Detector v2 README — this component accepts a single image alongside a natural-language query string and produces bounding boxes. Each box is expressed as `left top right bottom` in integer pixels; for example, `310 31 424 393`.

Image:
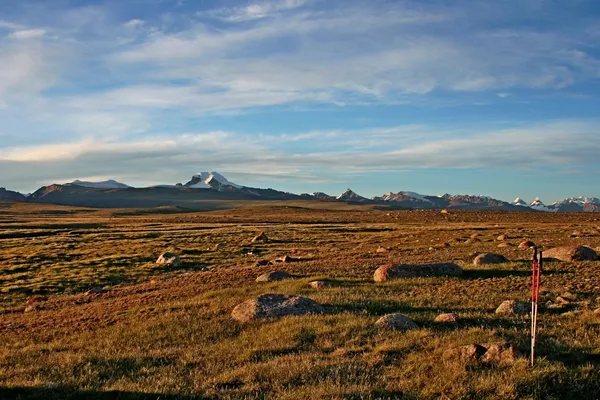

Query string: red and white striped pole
530 247 542 367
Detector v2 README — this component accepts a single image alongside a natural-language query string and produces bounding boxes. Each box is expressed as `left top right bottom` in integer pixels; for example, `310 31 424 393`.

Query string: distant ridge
4 171 600 212
69 179 130 189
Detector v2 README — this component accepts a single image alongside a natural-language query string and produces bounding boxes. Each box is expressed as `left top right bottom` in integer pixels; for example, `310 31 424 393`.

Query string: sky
1 0 600 203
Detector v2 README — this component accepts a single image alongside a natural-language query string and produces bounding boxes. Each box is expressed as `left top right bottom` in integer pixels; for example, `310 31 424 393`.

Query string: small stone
309 280 333 289
561 292 577 301
519 240 536 249
255 271 293 282
497 234 510 241
156 252 181 267
24 305 39 313
495 300 528 316
374 313 418 331
434 313 458 323
26 296 46 305
252 232 269 243
593 308 600 315
276 255 299 263
85 287 104 296
376 246 389 253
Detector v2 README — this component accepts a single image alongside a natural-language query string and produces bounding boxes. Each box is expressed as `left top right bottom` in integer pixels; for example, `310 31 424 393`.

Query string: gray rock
374 263 463 282
374 313 418 330
156 252 181 267
443 344 487 363
480 343 523 366
231 294 324 322
495 300 529 316
252 232 269 243
543 245 597 262
255 271 293 283
434 313 459 323
309 280 334 289
473 253 508 265
444 342 523 366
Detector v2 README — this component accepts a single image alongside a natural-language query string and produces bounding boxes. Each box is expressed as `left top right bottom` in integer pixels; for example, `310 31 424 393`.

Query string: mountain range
2 172 600 212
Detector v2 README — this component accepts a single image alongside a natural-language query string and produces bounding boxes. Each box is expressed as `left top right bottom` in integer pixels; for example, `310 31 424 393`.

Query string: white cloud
9 29 46 40
206 0 311 22
0 20 24 30
123 19 144 28
2 120 599 189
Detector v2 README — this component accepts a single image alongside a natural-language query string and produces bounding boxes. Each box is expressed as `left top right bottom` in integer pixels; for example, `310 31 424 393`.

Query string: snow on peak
512 197 528 206
399 191 432 203
186 172 240 189
69 179 130 189
530 197 545 206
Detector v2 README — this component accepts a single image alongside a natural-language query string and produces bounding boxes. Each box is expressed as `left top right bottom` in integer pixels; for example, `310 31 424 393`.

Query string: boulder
255 271 293 283
156 252 181 267
480 343 522 366
443 344 487 363
519 240 536 249
373 263 463 282
473 253 508 265
434 313 459 323
252 232 269 243
444 343 522 366
543 245 597 262
374 313 418 331
309 280 333 289
495 300 528 316
231 294 324 322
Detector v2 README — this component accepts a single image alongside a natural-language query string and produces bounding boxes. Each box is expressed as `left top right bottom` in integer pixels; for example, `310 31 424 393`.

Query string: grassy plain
1 200 600 399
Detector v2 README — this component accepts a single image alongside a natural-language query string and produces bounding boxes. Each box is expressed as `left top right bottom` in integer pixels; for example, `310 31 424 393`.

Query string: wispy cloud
204 0 311 22
2 120 599 189
1 0 600 197
9 29 46 39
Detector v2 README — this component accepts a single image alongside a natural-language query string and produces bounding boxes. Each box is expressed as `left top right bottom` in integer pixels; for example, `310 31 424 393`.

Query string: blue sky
1 0 600 202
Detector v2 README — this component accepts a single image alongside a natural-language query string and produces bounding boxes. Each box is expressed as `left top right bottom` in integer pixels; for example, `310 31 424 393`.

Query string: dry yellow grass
1 201 600 399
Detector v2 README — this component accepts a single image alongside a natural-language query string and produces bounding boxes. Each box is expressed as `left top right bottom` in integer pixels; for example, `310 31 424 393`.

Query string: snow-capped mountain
7 170 600 212
529 197 556 212
375 191 433 204
336 189 369 202
512 198 528 207
69 179 130 189
184 172 241 190
302 192 335 201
